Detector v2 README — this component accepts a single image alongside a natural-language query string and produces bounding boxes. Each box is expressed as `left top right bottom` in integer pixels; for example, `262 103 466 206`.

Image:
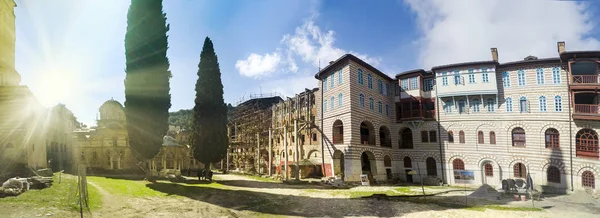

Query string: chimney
490 48 498 62
557 41 565 54
329 61 335 65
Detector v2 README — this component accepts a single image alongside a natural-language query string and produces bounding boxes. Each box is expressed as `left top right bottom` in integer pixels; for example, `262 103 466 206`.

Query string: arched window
367 74 373 89
338 93 343 107
377 101 382 114
330 96 335 110
472 99 481 112
357 69 364 85
513 163 526 178
384 156 392 167
369 98 374 110
486 98 495 112
519 96 528 113
448 131 454 143
332 120 344 144
547 166 561 183
403 157 412 168
506 97 513 112
484 163 493 176
323 100 327 112
453 159 465 170
477 131 484 144
400 128 413 149
545 128 560 149
360 121 375 145
459 131 465 144
359 94 365 108
576 129 599 158
489 131 496 144
554 96 563 112
426 157 437 176
512 127 526 147
582 171 595 189
379 126 391 147
539 96 547 112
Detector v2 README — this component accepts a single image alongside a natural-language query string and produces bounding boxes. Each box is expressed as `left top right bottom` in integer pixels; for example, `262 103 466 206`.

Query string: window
478 131 484 144
312 133 317 141
369 98 374 110
576 129 599 158
423 78 433 91
539 96 547 112
367 74 373 89
385 104 389 116
410 77 418 90
401 79 408 90
323 100 327 112
502 72 511 87
92 151 98 160
330 74 335 88
358 69 364 85
489 131 496 144
484 163 493 176
378 101 382 114
429 131 437 143
468 70 475 83
404 157 412 168
359 94 365 108
552 67 561 84
378 80 383 94
426 157 437 176
458 100 466 114
554 96 562 112
459 131 465 144
400 128 413 149
482 68 489 83
536 68 544 85
547 166 561 183
323 77 328 91
519 97 528 113
582 171 595 189
421 131 429 143
514 163 526 178
442 72 449 86
517 70 526 86
338 69 342 84
81 152 86 161
394 85 400 96
487 98 495 112
330 96 334 110
545 128 560 149
113 137 118 146
453 159 465 170
448 131 454 143
338 93 343 107
454 71 461 85
385 84 389 96
512 127 526 147
472 99 481 112
506 97 513 112
444 101 453 113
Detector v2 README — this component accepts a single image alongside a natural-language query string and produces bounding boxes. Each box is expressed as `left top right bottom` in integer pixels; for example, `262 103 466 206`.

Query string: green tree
124 0 171 180
191 37 228 171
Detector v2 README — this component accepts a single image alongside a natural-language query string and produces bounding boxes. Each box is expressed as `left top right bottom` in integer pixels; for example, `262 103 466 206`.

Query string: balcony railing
574 104 600 115
399 110 435 121
572 75 600 84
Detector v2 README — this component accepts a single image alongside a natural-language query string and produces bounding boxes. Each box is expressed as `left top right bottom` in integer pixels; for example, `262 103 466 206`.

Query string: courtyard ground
2 173 599 217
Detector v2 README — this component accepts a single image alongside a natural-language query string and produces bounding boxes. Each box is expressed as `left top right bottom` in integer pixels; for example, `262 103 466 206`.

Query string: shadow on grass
145 182 533 217
216 180 338 190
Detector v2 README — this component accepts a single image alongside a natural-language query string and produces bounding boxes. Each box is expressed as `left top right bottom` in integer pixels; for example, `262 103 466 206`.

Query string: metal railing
572 75 600 84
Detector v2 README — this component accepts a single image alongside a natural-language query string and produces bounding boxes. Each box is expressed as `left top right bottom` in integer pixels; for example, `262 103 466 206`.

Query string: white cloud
236 15 381 77
235 52 282 78
261 75 318 98
404 0 600 68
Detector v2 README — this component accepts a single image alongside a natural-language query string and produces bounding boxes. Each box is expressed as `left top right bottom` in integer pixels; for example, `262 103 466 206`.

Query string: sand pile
561 191 600 205
469 184 501 198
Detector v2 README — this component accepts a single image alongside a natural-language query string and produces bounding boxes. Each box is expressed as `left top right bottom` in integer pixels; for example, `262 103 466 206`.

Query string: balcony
573 104 600 120
572 75 600 85
398 110 435 121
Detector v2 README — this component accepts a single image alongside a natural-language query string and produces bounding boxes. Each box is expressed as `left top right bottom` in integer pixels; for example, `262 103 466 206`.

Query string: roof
237 96 283 110
395 69 425 78
100 98 124 108
499 57 560 68
559 51 600 61
314 54 393 81
431 61 498 71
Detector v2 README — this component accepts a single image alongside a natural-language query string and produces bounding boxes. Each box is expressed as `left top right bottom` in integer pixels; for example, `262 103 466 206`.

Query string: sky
13 0 600 126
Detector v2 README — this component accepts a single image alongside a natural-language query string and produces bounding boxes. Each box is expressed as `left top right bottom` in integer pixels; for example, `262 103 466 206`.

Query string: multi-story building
314 42 599 192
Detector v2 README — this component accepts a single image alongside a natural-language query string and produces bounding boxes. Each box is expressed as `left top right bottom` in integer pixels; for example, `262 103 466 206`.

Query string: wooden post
256 132 260 174
295 119 300 180
284 126 288 181
268 128 272 176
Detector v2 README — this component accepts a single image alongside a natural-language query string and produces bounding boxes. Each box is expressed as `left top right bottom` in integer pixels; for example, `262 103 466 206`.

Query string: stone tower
0 0 20 86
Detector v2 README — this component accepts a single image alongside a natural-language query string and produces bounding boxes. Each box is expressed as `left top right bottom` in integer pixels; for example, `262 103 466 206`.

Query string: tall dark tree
124 0 171 180
192 37 228 171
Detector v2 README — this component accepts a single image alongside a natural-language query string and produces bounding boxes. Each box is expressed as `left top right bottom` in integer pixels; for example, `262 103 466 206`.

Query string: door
405 169 413 183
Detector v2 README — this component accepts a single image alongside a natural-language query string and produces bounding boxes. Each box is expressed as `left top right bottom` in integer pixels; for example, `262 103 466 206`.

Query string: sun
34 65 81 107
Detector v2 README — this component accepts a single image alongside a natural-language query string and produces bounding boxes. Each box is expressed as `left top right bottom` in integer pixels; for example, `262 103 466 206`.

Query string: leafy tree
124 0 171 180
168 109 193 130
191 37 228 171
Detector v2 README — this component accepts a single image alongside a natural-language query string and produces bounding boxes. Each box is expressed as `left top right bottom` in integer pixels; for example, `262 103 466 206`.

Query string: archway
379 126 391 147
384 155 392 180
360 151 377 177
360 121 375 145
400 128 413 149
480 160 500 186
332 150 345 179
332 120 344 144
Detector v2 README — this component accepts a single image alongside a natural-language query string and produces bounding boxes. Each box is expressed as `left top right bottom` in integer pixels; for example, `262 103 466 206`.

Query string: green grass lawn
87 176 228 198
0 174 102 211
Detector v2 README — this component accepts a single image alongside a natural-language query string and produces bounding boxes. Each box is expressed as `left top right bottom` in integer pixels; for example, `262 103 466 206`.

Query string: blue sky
13 0 600 126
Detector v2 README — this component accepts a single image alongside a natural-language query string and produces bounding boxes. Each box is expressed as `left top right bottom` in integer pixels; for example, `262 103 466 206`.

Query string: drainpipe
434 76 446 184
320 79 326 177
565 61 574 192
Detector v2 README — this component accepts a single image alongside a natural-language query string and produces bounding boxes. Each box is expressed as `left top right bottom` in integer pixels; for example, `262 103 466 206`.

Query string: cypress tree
192 37 228 171
124 0 171 180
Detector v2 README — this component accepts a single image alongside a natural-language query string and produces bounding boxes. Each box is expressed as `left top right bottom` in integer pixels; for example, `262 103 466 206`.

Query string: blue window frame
442 72 448 86
323 100 327 112
410 77 418 90
482 68 489 83
369 98 374 110
519 97 528 113
338 93 343 107
552 67 561 84
367 74 373 89
539 96 547 112
506 97 513 112
554 96 562 112
444 101 453 113
401 79 409 90
358 69 364 85
323 78 328 91
502 72 511 87
330 74 335 88
359 94 365 108
378 80 383 94
378 101 382 114
338 69 342 85
536 68 544 85
330 96 334 110
468 69 475 84
472 99 481 112
385 104 389 116
517 70 526 86
385 84 390 96
486 98 495 112
454 71 461 85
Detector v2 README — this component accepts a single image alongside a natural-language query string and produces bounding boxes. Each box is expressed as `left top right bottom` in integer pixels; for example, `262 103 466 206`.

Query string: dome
99 98 125 121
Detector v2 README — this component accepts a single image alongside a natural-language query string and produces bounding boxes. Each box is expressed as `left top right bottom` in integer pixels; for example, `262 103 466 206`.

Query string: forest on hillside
169 104 234 130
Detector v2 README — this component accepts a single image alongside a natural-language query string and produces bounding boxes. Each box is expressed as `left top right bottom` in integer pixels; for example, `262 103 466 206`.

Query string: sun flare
33 66 80 107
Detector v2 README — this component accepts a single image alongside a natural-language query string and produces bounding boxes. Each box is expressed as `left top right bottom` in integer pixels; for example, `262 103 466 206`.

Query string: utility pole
284 126 288 181
294 119 299 180
268 128 272 176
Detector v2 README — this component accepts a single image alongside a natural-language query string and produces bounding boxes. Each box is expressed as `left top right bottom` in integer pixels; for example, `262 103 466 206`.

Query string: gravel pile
469 184 501 198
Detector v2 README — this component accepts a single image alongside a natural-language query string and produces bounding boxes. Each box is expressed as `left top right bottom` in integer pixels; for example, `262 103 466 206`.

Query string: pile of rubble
0 169 54 198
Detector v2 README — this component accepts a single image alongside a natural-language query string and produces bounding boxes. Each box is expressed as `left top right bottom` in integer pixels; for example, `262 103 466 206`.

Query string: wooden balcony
573 104 600 120
397 110 435 122
572 75 600 85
